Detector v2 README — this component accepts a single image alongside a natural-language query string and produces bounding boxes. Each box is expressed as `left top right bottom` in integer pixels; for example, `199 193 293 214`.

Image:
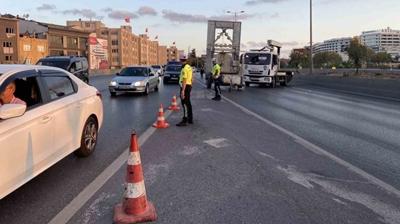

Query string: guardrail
282 68 400 75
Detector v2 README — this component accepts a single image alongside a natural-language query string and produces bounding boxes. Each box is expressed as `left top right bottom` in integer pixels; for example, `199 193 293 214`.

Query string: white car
0 65 103 199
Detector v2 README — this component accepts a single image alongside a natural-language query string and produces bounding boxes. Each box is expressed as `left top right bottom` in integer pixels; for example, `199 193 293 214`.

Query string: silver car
109 66 159 96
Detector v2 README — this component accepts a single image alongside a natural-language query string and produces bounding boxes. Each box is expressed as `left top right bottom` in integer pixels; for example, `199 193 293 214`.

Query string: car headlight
109 81 117 86
134 81 144 87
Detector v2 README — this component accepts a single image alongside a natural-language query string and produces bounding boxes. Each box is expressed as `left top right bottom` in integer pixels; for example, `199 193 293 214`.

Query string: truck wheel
280 77 288 86
245 82 250 87
270 77 276 88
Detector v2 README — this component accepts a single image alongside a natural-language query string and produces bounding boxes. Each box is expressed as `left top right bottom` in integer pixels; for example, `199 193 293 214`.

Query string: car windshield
37 60 70 70
166 66 182 72
119 67 148 77
151 66 161 70
244 53 271 65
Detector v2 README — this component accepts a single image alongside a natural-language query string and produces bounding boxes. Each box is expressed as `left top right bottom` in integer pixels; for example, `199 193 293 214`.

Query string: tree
187 49 197 66
289 50 309 69
347 37 369 73
313 52 343 68
371 52 392 64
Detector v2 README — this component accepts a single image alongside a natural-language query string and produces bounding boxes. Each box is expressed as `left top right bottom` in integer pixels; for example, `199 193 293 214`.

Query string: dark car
163 65 182 83
37 56 90 83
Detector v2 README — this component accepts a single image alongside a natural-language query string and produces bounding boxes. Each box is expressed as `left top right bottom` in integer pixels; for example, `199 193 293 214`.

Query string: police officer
211 59 222 101
176 60 193 127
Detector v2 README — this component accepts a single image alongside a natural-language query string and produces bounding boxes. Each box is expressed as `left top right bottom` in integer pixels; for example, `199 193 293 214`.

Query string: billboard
89 33 109 70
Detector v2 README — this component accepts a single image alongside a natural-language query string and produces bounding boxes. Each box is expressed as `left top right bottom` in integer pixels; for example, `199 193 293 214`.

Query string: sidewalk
67 83 400 224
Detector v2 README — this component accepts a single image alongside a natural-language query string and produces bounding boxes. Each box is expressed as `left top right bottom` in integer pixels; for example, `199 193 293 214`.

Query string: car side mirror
0 104 27 120
116 72 120 76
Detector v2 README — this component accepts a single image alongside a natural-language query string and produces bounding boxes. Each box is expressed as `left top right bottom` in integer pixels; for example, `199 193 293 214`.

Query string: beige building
18 36 48 64
139 34 149 65
148 40 158 65
67 20 106 33
167 46 180 62
158 45 168 65
38 23 89 57
0 16 19 64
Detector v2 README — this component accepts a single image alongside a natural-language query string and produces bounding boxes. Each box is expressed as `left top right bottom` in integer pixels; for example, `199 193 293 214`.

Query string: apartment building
18 20 48 64
158 45 168 65
167 46 179 62
148 40 159 65
361 27 400 58
139 34 149 65
0 16 18 64
38 22 89 57
312 37 351 60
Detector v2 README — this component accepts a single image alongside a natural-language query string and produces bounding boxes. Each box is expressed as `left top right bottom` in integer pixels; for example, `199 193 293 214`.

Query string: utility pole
310 0 313 74
226 11 245 22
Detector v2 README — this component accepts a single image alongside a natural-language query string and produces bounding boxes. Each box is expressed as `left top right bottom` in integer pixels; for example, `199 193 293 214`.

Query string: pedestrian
200 67 205 79
211 58 222 101
176 60 193 127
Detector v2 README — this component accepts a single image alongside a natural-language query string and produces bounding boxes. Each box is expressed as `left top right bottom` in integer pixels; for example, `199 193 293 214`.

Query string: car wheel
110 92 116 97
155 82 159 92
75 116 98 157
144 84 149 95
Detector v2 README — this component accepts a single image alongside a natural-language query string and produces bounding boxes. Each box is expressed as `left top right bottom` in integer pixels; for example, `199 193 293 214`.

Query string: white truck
240 40 293 88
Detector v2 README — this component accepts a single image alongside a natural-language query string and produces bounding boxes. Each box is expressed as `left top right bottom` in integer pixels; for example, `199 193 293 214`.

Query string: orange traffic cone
168 95 180 111
113 131 157 224
152 104 169 129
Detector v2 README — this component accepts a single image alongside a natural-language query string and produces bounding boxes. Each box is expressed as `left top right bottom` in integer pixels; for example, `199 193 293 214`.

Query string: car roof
125 65 151 68
0 64 68 76
39 56 87 61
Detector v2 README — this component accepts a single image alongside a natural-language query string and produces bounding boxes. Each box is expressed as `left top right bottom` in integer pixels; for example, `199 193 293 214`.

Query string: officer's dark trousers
180 85 193 122
214 77 221 97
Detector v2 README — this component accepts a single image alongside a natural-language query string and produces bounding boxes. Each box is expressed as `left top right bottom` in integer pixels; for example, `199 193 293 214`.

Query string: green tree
347 37 369 73
313 52 343 68
371 52 392 64
289 50 309 69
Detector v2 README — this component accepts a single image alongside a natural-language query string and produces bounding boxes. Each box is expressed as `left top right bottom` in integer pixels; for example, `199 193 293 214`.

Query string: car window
166 66 181 72
119 67 148 77
37 60 70 70
82 59 88 70
42 76 75 100
0 70 42 110
75 61 82 70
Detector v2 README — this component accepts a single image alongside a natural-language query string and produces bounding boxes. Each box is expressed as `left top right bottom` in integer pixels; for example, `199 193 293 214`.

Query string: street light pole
226 10 245 22
310 0 313 74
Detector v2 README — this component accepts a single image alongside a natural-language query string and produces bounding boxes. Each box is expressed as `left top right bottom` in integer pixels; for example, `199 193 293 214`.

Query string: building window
3 42 12 47
37 45 45 52
5 27 14 34
5 56 12 61
49 35 63 48
23 44 31 51
112 40 119 45
85 22 91 28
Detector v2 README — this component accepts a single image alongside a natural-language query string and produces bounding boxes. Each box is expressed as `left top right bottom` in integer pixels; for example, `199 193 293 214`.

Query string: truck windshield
244 53 271 65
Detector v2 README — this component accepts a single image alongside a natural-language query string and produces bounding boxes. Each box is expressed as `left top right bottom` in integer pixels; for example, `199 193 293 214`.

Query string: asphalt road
0 75 182 224
1 74 400 223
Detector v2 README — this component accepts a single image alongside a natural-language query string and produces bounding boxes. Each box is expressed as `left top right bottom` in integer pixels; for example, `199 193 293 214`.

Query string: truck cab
240 40 292 88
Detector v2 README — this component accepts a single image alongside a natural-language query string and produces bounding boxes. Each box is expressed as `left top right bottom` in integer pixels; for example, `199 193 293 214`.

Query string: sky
2 0 399 57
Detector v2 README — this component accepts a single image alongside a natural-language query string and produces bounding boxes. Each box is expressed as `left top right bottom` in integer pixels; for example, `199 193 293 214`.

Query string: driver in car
0 81 26 107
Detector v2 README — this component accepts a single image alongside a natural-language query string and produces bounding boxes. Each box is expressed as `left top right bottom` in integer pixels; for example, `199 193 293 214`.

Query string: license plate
119 85 132 89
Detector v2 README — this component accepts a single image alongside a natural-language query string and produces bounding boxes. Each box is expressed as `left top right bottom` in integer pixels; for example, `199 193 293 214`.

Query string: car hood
112 76 147 83
164 71 181 75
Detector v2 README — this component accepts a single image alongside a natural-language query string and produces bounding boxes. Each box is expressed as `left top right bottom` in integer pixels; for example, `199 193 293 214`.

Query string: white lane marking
48 110 172 224
204 138 230 149
279 165 400 224
219 93 400 199
127 151 141 166
257 151 279 161
125 181 146 199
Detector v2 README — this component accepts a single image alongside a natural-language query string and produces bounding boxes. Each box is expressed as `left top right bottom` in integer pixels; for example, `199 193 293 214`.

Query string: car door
39 69 81 158
148 68 157 88
0 70 55 199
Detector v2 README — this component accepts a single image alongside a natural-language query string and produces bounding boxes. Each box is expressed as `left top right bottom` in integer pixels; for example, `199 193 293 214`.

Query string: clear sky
2 0 399 57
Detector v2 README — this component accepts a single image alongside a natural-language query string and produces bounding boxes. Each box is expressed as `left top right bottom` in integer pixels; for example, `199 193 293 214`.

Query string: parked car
109 66 159 97
37 56 90 83
151 65 163 77
0 65 103 199
163 65 182 83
